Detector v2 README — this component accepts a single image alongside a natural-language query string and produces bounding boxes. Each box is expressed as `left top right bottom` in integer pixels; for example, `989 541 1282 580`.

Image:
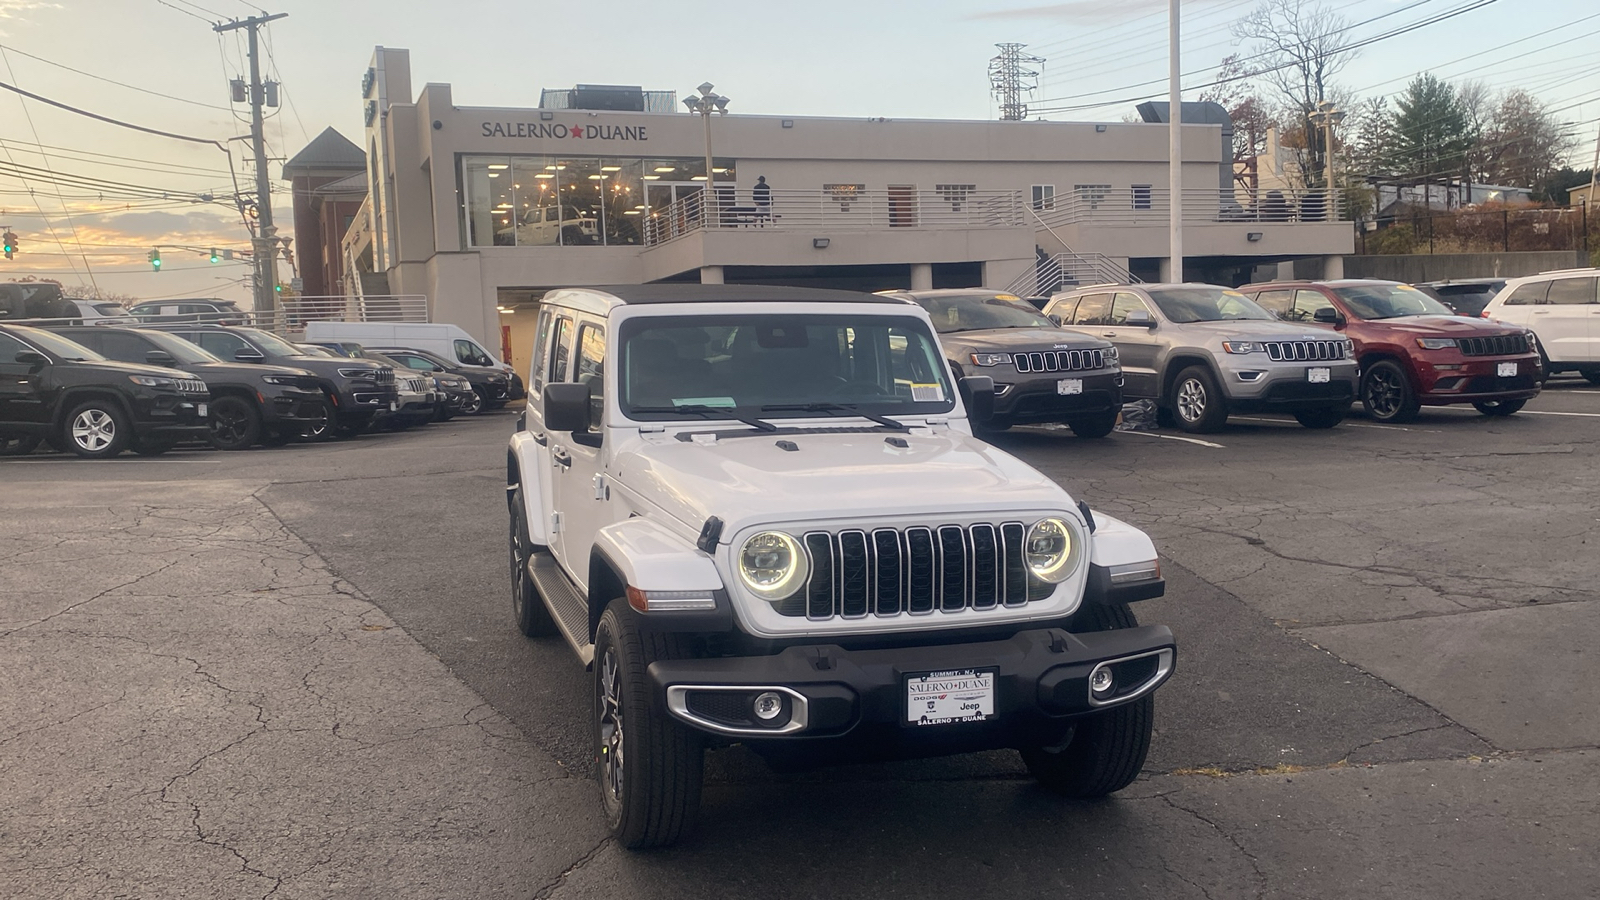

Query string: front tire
62 400 131 459
460 389 486 416
207 396 261 450
509 488 558 638
1170 366 1228 433
594 600 704 849
0 434 43 456
1473 398 1525 416
1021 601 1153 798
1361 360 1420 423
1293 405 1347 429
1067 409 1119 438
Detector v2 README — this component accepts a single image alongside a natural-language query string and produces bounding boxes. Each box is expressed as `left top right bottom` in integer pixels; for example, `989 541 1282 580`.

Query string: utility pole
1167 0 1183 283
215 12 287 325
988 43 1045 122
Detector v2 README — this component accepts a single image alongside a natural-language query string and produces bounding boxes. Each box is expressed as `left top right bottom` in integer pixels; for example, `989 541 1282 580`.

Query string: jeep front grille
176 379 208 394
1456 334 1529 357
404 376 428 393
1014 349 1106 373
375 366 395 385
1264 340 1347 362
787 523 1044 619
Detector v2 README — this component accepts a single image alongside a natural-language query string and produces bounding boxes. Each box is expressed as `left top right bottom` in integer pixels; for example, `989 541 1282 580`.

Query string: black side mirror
959 375 995 425
14 350 47 369
1048 314 1064 325
234 349 266 362
544 381 591 433
145 350 177 367
1313 307 1342 324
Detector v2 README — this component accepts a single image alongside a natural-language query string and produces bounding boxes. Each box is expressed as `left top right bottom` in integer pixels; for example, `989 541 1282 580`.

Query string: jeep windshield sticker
910 383 944 403
673 397 736 408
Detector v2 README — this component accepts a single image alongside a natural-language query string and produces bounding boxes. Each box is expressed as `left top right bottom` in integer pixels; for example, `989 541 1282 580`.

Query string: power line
0 80 227 149
0 47 97 290
153 0 214 25
0 137 234 175
0 42 231 111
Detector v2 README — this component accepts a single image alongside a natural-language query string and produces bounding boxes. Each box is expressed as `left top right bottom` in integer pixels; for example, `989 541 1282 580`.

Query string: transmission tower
988 43 1046 121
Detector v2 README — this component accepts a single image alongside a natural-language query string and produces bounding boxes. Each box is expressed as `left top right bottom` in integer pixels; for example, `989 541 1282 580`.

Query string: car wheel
1360 360 1420 423
1583 370 1600 386
510 487 558 638
295 401 334 442
1067 409 1119 438
207 396 261 451
460 389 486 415
594 599 704 849
1021 601 1153 798
1171 366 1228 433
0 434 42 456
130 436 177 456
1293 405 1347 429
1473 398 1526 416
62 400 131 459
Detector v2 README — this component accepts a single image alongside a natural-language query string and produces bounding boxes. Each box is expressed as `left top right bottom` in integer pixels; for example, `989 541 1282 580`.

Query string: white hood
614 427 1074 538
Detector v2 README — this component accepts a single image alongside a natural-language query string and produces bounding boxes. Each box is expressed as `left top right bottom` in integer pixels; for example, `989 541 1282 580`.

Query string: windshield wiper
630 404 777 432
760 402 911 432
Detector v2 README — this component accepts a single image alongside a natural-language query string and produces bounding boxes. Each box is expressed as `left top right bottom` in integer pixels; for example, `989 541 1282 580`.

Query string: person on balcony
752 175 772 223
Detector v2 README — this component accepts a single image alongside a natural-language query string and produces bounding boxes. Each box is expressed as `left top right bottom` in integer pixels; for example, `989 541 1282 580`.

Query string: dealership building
285 47 1353 360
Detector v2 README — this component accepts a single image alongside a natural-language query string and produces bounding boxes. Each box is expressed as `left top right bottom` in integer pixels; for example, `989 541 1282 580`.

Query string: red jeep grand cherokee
1238 280 1540 422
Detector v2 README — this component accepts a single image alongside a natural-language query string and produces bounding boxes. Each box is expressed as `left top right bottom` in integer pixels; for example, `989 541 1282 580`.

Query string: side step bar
527 552 594 666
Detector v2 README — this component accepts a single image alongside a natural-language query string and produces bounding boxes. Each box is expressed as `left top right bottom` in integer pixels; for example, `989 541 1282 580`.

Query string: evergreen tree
1389 75 1473 182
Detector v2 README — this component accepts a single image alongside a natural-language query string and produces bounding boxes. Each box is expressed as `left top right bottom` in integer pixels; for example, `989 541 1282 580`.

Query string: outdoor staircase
1005 252 1138 298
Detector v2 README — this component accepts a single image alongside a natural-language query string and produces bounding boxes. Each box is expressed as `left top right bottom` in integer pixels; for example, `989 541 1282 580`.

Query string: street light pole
683 83 730 222
1310 100 1345 221
1168 0 1183 283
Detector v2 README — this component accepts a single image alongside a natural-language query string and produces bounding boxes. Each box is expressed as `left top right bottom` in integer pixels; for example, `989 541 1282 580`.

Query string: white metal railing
642 188 1027 245
252 294 430 333
1005 253 1138 298
1033 187 1347 228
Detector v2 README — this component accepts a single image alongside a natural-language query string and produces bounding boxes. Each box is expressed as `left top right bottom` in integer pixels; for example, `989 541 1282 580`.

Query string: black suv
128 298 249 325
158 325 397 437
0 323 211 458
364 346 507 415
50 326 327 450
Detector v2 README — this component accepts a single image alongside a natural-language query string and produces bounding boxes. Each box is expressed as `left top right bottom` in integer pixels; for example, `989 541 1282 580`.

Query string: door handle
1102 331 1117 338
551 447 572 468
531 430 547 446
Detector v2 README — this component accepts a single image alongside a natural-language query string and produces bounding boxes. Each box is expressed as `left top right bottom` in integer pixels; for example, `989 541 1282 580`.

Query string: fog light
1090 668 1114 696
752 691 785 721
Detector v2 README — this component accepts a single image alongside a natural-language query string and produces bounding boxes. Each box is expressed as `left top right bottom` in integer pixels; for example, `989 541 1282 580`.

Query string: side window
1031 185 1055 211
98 331 153 361
1071 293 1111 326
1292 289 1337 322
196 332 248 359
1253 290 1293 318
575 322 606 430
531 309 553 395
453 339 478 365
549 317 573 386
1503 281 1547 306
1044 296 1079 322
63 331 104 354
1547 277 1597 306
1108 292 1149 325
0 332 33 363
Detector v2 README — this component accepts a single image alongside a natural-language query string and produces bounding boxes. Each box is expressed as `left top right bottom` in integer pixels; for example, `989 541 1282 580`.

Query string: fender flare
591 517 729 634
508 431 549 546
1084 511 1165 605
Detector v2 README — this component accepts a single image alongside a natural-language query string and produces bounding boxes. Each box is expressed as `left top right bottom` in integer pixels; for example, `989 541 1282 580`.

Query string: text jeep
506 284 1177 848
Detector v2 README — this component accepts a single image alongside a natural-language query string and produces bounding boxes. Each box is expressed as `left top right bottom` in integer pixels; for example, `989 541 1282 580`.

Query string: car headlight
261 374 301 386
738 531 809 600
969 353 1013 367
1025 517 1078 583
1524 331 1538 348
1102 345 1119 364
1416 338 1457 350
1343 340 1356 358
337 367 376 379
1221 341 1265 354
128 375 176 388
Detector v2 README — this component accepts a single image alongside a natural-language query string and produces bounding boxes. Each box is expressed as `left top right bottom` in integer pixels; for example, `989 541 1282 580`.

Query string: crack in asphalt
533 836 614 900
1156 789 1268 900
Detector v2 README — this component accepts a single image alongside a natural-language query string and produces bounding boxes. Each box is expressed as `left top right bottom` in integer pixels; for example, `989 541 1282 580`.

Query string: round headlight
1025 517 1076 583
738 531 809 600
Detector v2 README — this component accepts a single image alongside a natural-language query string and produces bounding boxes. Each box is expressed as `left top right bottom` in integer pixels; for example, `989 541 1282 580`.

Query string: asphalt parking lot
4 383 1598 899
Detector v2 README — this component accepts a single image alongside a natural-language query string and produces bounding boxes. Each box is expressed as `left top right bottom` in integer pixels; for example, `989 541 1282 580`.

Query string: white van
302 321 525 400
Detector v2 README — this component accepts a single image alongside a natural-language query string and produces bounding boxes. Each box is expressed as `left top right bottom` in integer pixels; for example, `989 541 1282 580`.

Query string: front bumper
647 624 1175 758
1222 361 1358 412
506 372 526 400
135 391 212 438
1416 353 1541 405
263 387 327 423
988 370 1123 425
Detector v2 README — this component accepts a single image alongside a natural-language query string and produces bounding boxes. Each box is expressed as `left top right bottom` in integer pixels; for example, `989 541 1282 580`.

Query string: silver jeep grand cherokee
1044 283 1358 433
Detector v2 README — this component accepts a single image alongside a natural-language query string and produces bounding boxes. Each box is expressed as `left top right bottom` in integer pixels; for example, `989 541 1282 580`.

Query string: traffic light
209 248 220 264
2 231 16 260
148 248 161 271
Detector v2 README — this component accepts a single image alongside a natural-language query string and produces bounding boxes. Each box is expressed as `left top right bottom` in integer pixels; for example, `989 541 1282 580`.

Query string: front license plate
906 668 996 726
1057 378 1084 395
1307 367 1331 383
1497 361 1517 377
196 403 208 417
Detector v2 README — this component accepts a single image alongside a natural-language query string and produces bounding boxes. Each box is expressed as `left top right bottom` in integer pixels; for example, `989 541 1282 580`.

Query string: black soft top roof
570 284 909 305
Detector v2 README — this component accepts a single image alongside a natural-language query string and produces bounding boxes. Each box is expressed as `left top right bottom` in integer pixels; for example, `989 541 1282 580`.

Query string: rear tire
1022 601 1153 798
510 487 559 638
594 599 704 849
1170 366 1229 433
296 401 335 443
62 400 130 459
1067 409 1119 438
1293 405 1347 429
207 395 261 451
1473 398 1525 416
460 389 486 416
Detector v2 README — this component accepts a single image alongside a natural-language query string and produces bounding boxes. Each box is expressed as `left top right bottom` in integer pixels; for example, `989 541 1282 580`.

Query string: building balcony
641 188 1028 246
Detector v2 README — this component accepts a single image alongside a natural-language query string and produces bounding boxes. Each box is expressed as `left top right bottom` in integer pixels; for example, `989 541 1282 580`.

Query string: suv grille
1014 349 1107 373
1456 333 1529 357
176 379 208 394
1264 340 1347 362
404 376 428 393
785 523 1046 620
375 366 395 385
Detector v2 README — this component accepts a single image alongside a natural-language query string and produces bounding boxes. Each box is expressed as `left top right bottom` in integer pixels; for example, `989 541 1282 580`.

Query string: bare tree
1480 89 1576 191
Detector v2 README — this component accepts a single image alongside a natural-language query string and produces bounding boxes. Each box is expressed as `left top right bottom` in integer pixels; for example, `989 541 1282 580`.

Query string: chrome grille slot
1014 349 1106 373
1265 340 1346 362
794 522 1035 620
375 366 395 385
176 379 208 394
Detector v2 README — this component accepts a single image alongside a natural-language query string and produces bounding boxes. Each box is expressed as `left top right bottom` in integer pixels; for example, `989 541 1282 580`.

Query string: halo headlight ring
737 531 809 600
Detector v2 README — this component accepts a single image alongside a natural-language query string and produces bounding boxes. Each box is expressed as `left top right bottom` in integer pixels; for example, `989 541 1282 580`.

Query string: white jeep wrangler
506 284 1176 848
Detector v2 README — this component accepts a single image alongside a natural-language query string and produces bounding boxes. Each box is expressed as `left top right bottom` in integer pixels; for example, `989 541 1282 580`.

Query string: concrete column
699 265 724 285
1322 255 1345 280
1276 260 1297 281
910 263 933 291
1158 257 1177 283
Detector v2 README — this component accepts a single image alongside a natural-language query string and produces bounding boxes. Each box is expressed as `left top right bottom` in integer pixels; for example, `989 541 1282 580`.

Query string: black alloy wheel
1360 360 1420 423
460 389 485 415
207 396 261 451
296 402 335 442
0 434 43 456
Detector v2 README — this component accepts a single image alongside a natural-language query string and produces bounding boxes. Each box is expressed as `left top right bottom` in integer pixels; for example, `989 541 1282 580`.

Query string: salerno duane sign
480 121 648 141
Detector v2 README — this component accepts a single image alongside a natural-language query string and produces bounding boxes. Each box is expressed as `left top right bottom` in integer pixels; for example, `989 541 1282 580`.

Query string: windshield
295 344 338 357
93 303 131 316
912 293 1056 334
142 330 219 365
237 328 303 357
1146 287 1275 323
1332 284 1453 319
619 314 956 421
17 326 105 361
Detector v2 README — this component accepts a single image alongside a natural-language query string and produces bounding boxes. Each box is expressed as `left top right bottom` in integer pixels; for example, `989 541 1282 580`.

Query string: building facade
324 47 1352 359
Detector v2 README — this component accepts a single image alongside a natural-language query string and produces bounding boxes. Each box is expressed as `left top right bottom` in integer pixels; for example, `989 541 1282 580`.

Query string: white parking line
1119 431 1225 448
1231 414 1439 433
1520 410 1600 418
